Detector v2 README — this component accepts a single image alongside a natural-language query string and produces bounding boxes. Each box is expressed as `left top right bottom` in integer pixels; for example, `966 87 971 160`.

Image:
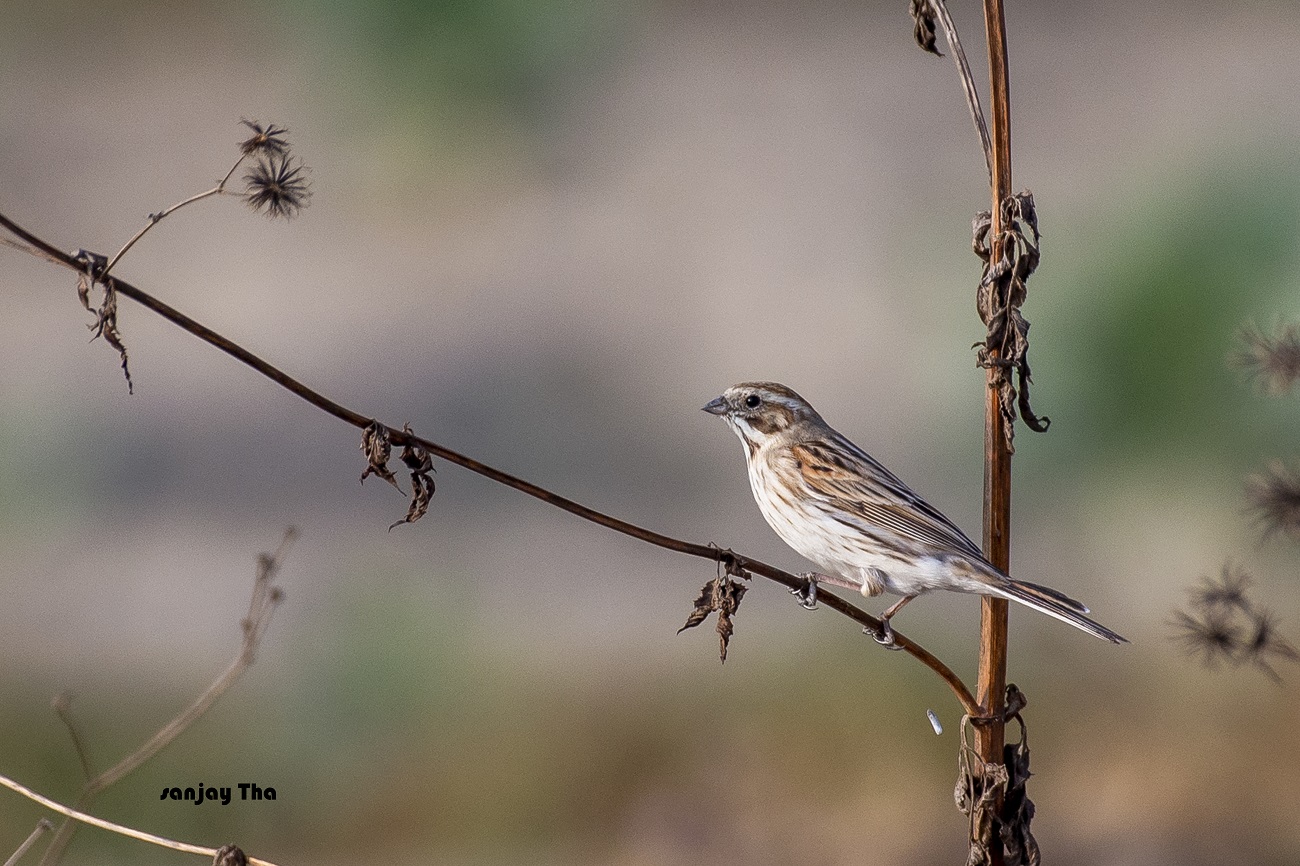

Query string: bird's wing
791 437 987 561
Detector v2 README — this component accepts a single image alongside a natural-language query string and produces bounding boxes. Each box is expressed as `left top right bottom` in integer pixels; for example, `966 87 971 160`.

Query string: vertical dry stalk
976 0 1014 864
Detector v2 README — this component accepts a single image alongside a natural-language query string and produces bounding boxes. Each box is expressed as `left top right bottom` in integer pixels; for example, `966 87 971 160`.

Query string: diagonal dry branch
0 210 980 715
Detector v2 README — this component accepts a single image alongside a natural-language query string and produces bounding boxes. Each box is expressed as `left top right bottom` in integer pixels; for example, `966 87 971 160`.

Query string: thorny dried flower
1190 564 1253 612
1232 322 1300 395
389 423 437 531
1170 608 1240 668
1172 566 1298 681
243 154 311 219
1244 609 1300 682
237 120 291 157
1246 461 1300 541
360 421 402 490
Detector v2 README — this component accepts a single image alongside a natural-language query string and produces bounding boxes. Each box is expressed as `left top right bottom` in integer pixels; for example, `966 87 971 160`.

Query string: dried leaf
73 251 133 393
909 0 941 55
973 191 1047 451
957 704 1039 866
389 423 437 530
359 421 402 491
678 555 750 662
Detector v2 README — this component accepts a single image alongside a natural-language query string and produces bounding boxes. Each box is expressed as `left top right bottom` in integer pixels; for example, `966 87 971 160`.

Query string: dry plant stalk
20 530 295 866
0 775 276 866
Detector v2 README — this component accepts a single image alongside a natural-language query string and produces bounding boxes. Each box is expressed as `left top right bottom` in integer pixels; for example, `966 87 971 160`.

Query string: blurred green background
3 0 1299 863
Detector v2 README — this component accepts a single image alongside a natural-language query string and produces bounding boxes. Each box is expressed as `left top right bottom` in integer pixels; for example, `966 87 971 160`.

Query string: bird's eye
744 394 761 409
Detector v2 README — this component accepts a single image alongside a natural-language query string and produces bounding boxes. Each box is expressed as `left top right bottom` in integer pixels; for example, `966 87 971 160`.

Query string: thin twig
4 820 52 866
36 530 293 866
50 695 93 781
0 774 277 866
98 151 249 281
0 212 980 716
924 0 993 179
100 185 226 280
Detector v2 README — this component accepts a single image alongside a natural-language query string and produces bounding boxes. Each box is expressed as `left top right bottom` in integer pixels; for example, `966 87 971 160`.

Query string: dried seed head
1233 322 1300 395
1244 609 1299 680
237 120 291 157
1190 564 1253 612
243 154 311 219
1170 608 1240 668
1246 461 1300 541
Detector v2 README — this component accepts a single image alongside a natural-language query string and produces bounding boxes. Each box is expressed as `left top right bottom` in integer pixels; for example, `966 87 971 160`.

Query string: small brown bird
704 382 1126 644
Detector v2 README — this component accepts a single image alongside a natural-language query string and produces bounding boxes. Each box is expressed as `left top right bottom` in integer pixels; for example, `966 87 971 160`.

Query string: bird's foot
791 574 819 610
864 619 904 650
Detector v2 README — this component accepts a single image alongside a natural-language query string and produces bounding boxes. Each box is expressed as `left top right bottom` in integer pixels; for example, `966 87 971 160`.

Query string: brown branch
35 530 294 866
0 211 982 716
976 0 1014 864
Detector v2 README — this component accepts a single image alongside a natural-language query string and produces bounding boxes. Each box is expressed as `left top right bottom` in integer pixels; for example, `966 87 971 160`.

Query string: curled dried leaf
957 709 1039 866
678 553 750 662
74 250 133 393
909 0 941 55
973 191 1047 451
389 423 437 531
360 421 402 491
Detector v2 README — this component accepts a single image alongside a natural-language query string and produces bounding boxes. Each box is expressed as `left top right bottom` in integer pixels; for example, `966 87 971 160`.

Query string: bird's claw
865 620 904 650
791 575 818 610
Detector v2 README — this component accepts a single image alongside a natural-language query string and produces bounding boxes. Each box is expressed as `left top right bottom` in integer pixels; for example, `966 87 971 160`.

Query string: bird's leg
866 594 916 650
790 572 861 610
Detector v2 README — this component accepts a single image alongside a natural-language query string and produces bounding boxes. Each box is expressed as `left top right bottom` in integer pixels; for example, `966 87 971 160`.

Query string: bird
703 381 1126 645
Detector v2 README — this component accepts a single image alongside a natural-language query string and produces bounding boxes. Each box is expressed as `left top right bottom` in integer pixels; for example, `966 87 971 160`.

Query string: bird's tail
989 578 1128 644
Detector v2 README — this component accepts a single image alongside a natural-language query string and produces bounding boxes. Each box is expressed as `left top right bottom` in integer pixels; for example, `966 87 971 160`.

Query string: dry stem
4 820 52 866
34 530 294 866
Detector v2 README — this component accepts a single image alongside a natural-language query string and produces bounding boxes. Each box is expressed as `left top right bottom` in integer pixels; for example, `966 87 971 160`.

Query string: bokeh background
3 0 1299 863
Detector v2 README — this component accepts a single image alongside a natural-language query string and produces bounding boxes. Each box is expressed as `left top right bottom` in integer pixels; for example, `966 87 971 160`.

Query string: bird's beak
702 396 728 416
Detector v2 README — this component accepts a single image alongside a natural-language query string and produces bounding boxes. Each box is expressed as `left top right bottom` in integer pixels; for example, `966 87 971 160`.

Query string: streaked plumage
704 382 1126 644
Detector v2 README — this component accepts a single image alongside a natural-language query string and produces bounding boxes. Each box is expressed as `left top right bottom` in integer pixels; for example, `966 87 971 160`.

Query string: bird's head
703 382 822 451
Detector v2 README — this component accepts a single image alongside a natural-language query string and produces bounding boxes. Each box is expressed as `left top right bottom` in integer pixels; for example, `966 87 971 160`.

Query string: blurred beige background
2 0 1299 863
